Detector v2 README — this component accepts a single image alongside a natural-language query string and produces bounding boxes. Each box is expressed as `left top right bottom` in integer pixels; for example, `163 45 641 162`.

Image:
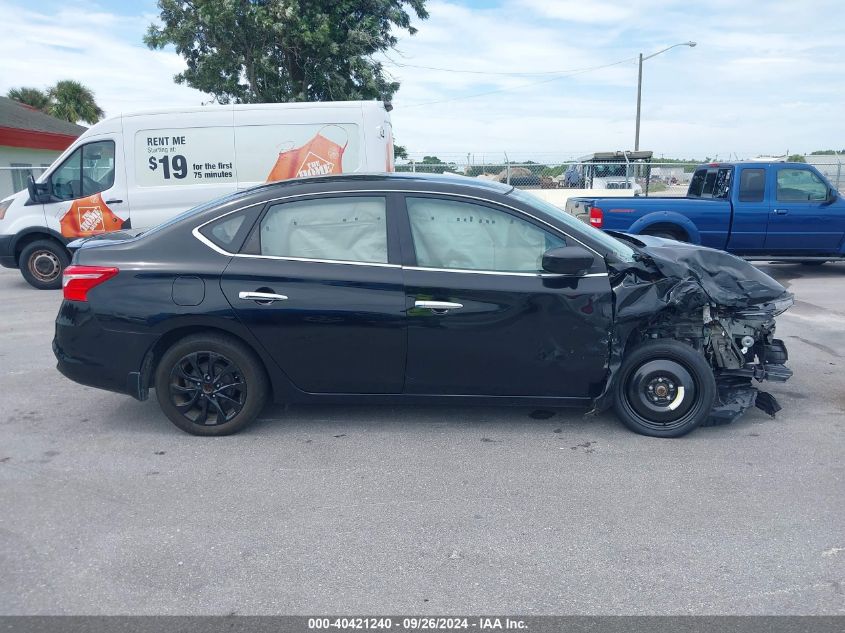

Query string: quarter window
259 196 387 263
406 197 565 272
50 140 116 201
776 169 828 201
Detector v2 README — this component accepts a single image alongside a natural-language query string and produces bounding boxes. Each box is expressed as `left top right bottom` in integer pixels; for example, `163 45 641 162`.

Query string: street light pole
635 53 644 152
634 41 696 151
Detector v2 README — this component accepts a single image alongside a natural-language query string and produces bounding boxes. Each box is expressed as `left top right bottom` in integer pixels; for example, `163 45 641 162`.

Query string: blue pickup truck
565 161 845 262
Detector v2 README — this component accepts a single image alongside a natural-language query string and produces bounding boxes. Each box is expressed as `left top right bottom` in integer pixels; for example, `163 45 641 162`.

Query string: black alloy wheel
169 351 246 426
155 334 269 436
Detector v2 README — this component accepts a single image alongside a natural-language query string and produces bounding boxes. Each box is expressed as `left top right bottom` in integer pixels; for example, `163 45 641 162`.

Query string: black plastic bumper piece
0 234 15 268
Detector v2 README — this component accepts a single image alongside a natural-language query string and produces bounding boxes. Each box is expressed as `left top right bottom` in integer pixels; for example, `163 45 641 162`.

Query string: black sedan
53 174 793 437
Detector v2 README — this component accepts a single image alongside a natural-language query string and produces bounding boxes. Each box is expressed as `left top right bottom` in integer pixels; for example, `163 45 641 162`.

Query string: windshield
508 188 638 263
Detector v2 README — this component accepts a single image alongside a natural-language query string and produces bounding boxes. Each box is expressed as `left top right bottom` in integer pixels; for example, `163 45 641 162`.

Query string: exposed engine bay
598 232 794 425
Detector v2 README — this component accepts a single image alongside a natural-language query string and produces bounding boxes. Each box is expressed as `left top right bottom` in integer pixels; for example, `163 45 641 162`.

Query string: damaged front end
599 233 794 426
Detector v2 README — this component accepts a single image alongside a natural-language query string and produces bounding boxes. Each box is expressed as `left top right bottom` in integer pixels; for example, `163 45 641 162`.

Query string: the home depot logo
77 206 105 233
296 151 335 177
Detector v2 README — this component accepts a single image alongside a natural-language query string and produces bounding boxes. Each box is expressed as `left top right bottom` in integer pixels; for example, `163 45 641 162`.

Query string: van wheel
614 340 716 438
154 334 269 436
19 240 69 290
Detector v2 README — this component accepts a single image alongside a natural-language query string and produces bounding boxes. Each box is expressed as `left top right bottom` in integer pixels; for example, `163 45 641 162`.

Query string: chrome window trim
233 253 400 268
402 265 607 278
191 188 605 274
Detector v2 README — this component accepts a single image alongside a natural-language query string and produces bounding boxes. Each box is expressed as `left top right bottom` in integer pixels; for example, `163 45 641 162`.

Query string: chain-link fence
3 160 843 201
396 159 845 196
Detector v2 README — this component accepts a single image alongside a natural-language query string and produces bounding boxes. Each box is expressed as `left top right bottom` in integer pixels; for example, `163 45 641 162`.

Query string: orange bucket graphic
266 127 348 182
60 193 124 238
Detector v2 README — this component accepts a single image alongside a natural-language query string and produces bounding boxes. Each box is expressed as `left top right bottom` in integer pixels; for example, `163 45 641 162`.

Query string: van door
46 136 129 238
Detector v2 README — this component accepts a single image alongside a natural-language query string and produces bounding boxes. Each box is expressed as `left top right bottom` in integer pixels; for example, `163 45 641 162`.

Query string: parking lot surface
0 263 843 615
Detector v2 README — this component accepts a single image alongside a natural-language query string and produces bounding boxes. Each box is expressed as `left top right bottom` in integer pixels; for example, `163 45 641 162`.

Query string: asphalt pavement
0 263 842 615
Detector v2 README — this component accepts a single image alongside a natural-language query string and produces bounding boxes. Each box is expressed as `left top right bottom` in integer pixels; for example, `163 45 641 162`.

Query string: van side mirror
26 175 51 204
826 187 839 204
541 245 595 276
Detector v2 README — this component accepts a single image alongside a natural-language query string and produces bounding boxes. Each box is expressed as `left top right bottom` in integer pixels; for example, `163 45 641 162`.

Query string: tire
613 339 716 438
154 333 269 436
19 239 70 290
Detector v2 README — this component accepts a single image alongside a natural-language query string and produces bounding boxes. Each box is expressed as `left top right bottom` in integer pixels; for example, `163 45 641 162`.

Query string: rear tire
19 239 69 290
154 333 269 436
613 340 716 438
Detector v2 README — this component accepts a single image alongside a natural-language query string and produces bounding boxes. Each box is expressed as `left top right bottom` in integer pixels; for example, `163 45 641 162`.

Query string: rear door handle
773 208 789 215
415 300 463 314
239 291 288 303
105 199 123 204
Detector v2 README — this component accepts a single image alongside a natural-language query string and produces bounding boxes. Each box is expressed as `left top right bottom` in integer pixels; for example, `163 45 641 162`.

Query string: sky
2 0 843 162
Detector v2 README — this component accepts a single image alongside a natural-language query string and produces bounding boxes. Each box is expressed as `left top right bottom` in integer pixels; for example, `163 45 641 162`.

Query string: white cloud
1 0 842 160
0 1 206 117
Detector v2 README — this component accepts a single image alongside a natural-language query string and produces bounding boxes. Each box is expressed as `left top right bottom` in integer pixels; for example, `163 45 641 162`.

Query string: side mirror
827 187 839 204
541 245 595 276
26 175 51 204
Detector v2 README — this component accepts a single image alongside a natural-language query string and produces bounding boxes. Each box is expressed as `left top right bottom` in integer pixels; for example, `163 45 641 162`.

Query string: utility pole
634 42 696 152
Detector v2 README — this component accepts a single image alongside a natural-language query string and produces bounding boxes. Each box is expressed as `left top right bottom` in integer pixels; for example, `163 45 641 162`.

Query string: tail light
588 206 604 228
62 265 119 302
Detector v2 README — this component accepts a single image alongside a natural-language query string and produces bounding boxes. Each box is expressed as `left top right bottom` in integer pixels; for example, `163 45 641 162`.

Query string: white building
0 97 86 198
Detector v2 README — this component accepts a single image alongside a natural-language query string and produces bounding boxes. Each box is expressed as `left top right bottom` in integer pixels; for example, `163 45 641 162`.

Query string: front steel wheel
614 340 716 438
19 239 70 290
155 334 269 436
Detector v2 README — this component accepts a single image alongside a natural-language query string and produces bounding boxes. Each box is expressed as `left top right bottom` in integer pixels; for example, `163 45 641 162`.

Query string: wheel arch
628 212 700 244
12 228 69 265
142 324 289 404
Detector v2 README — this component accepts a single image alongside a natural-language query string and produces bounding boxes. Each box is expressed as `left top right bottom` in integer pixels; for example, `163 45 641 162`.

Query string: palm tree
47 80 104 125
7 87 51 111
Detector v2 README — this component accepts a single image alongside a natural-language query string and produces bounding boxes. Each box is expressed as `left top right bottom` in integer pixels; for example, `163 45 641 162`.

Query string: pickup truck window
688 169 706 197
739 168 766 202
777 169 828 202
688 167 732 199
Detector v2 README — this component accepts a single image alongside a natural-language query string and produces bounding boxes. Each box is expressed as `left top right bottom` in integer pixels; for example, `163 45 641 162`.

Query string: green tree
145 0 428 104
47 80 104 124
6 87 51 111
787 154 806 163
393 144 408 160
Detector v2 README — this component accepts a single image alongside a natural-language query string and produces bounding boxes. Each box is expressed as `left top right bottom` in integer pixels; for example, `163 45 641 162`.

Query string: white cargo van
0 100 395 288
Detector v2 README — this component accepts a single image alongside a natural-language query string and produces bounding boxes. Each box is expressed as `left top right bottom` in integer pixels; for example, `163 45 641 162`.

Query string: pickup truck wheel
614 340 716 438
19 239 70 290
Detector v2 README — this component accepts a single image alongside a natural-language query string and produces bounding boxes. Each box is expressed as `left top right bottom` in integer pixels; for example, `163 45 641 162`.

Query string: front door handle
773 208 789 215
239 291 288 304
414 300 463 314
105 199 123 204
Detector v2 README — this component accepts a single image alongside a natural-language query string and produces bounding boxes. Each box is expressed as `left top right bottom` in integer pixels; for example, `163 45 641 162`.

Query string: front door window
406 197 565 272
50 140 116 201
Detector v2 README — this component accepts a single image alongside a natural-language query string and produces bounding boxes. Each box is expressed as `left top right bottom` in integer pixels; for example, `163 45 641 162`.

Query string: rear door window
258 196 388 264
739 168 766 202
